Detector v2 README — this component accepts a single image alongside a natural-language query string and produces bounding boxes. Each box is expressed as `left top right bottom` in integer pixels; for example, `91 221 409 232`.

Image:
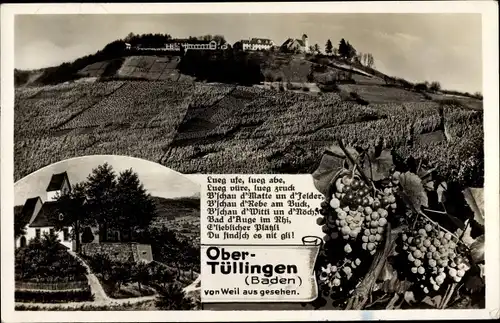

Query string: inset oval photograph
14 155 201 311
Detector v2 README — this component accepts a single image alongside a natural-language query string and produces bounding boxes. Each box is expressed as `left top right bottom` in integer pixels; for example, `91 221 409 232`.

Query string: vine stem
336 139 372 187
417 210 462 243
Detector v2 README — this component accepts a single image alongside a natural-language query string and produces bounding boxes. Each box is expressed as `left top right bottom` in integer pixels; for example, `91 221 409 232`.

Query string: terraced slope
15 79 483 187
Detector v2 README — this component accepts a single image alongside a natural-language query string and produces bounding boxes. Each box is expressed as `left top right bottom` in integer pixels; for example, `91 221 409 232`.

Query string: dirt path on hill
16 250 158 310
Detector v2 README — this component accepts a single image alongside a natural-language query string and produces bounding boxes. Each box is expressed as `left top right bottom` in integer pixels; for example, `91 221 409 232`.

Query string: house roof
46 172 69 192
29 201 71 228
242 38 273 45
281 38 305 48
15 197 42 228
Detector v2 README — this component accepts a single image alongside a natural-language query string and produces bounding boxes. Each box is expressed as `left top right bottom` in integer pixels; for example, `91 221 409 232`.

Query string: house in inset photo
15 172 73 249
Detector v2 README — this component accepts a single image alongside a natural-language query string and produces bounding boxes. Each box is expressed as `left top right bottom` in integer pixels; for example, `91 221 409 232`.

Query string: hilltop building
240 38 275 51
127 39 228 52
15 172 152 263
281 34 309 53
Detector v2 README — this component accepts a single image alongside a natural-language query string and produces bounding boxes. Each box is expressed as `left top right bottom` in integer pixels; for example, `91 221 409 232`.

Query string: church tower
302 34 309 52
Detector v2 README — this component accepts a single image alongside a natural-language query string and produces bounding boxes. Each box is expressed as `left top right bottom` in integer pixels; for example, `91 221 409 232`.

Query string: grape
417 267 425 274
355 259 361 266
341 176 352 186
413 250 423 259
367 243 375 251
333 278 341 287
369 235 376 242
344 244 352 253
429 259 437 268
425 224 433 232
330 198 340 209
378 218 387 226
449 268 457 277
317 217 325 225
414 259 422 267
411 267 418 274
371 212 380 220
362 242 368 250
377 227 384 234
362 235 369 243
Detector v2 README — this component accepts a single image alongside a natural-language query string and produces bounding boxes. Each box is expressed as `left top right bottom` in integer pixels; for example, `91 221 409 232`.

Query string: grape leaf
398 172 429 211
378 261 395 282
362 148 394 182
423 180 434 192
436 182 447 203
478 264 485 278
404 291 416 305
422 295 442 308
455 220 476 247
462 187 484 227
312 145 358 195
464 274 484 293
470 234 485 263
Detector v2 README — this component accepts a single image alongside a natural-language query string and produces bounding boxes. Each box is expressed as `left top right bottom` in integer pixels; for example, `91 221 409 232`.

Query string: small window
63 228 69 241
35 229 41 239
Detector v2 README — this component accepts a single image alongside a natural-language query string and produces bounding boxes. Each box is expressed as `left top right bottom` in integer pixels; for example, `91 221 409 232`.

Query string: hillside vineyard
14 77 483 188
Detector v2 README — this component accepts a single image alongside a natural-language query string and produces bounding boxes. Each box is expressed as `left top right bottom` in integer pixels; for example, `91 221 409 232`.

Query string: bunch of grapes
398 221 470 294
318 257 362 293
315 170 401 296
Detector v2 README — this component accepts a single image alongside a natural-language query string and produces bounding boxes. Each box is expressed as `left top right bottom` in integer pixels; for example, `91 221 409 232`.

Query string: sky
14 13 482 93
14 155 200 206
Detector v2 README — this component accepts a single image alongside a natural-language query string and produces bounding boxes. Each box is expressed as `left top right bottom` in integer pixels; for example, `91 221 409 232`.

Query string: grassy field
15 55 483 187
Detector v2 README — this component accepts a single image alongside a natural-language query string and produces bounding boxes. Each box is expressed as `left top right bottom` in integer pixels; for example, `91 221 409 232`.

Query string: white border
1 1 499 322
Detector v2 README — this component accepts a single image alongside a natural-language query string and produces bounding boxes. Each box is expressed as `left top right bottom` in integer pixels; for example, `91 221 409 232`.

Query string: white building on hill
241 38 275 51
127 39 229 52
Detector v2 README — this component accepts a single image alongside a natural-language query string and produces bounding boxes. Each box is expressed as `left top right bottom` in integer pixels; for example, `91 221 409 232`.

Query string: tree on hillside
333 48 339 56
325 39 333 55
14 211 27 242
114 169 156 240
213 35 227 44
430 81 441 92
124 32 135 42
338 39 349 59
84 163 117 240
364 53 375 68
346 41 357 61
156 283 194 310
314 44 321 54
